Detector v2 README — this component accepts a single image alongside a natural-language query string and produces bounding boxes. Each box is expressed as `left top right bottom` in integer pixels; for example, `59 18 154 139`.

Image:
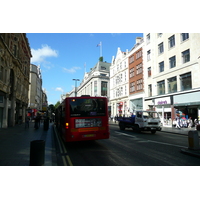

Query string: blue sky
27 33 143 105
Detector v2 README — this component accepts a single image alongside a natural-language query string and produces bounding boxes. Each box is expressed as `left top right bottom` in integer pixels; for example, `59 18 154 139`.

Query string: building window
13 44 17 57
148 84 152 97
136 79 143 91
124 61 126 68
130 82 135 93
130 68 134 78
129 55 134 63
180 72 192 91
116 87 123 97
146 33 150 44
0 66 3 81
158 42 164 54
136 63 142 75
101 81 107 96
4 69 7 83
101 66 106 70
169 56 176 68
136 50 142 59
157 33 162 37
168 35 175 48
148 67 151 77
94 80 97 95
157 80 165 95
147 50 151 61
182 49 190 63
168 77 177 93
181 33 189 42
159 61 164 72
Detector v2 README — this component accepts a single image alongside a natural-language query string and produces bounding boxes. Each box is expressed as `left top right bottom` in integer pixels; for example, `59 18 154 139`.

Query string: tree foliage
48 104 55 113
99 56 103 62
54 101 60 109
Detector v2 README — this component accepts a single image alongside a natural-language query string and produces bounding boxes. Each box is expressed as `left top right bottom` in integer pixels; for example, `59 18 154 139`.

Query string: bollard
188 130 199 150
29 140 45 166
196 124 200 131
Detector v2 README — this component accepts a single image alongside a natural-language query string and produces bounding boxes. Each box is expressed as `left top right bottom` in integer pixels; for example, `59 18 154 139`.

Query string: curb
180 148 200 158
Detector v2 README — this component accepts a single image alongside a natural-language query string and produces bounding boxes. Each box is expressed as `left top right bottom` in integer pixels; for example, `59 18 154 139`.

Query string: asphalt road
57 124 200 166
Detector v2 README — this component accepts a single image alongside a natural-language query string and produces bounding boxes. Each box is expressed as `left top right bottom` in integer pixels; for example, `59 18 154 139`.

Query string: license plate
83 134 96 138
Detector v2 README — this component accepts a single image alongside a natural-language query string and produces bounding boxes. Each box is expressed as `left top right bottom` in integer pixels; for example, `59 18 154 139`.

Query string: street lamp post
73 79 80 97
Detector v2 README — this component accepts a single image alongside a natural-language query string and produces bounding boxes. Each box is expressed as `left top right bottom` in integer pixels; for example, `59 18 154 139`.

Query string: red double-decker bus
55 96 110 142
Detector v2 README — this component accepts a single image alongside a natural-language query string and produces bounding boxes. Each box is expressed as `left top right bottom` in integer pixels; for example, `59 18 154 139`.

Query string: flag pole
100 41 102 57
84 62 86 74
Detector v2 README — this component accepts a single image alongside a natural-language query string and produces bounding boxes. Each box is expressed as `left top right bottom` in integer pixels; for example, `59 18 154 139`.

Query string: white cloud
55 87 64 93
31 44 58 63
63 66 81 73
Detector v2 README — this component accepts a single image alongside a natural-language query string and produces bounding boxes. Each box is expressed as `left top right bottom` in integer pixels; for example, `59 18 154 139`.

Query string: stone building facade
77 61 111 98
28 64 43 118
0 33 32 128
110 48 129 117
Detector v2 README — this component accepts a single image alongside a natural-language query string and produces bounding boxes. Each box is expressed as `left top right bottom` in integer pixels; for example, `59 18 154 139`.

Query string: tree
99 56 103 62
55 101 60 109
48 104 55 113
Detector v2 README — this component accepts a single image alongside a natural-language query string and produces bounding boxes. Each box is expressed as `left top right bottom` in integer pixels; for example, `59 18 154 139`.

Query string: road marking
53 126 73 166
147 140 186 148
54 126 68 166
115 131 137 138
115 131 187 148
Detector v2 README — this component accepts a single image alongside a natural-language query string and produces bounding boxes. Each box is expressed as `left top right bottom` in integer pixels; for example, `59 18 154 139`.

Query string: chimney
136 37 142 44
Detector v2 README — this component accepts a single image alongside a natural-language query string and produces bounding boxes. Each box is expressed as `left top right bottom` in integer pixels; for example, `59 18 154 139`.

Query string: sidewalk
0 121 57 166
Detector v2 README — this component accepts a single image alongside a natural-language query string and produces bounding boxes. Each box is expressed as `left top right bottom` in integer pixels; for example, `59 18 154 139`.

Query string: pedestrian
175 117 181 129
194 119 198 130
188 117 193 128
38 114 41 127
34 115 40 129
25 116 29 128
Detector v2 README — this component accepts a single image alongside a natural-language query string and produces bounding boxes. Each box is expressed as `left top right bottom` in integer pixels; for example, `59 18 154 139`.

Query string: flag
96 43 101 47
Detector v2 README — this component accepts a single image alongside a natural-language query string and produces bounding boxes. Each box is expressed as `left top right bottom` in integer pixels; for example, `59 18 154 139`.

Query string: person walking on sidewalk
188 117 193 128
34 114 40 129
175 117 181 129
25 116 30 128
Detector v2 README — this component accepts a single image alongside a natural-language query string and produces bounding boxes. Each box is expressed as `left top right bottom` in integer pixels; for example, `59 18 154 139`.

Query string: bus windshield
70 98 106 117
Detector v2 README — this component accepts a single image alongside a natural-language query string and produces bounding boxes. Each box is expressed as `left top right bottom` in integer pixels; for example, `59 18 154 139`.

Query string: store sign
155 97 170 105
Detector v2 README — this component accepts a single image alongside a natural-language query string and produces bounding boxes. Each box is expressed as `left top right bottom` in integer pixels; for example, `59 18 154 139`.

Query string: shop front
154 96 173 126
111 99 129 118
173 91 200 123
